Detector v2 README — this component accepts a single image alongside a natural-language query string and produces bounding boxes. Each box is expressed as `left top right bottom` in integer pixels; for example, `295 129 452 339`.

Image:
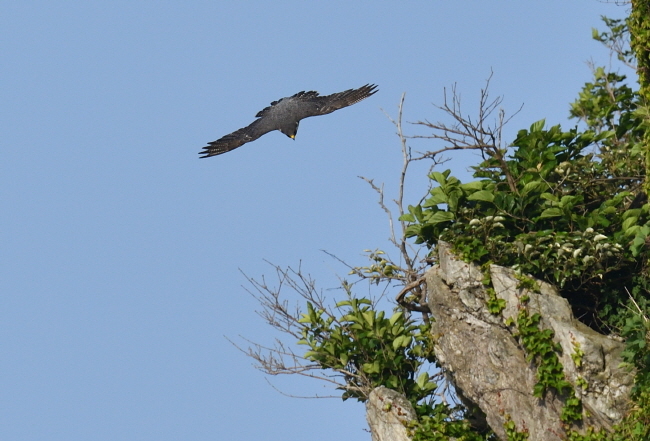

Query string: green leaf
540 207 563 218
388 312 403 326
429 171 447 185
426 188 449 205
362 310 375 327
467 190 495 202
362 361 380 374
530 119 546 132
428 211 455 225
460 180 485 191
416 372 429 389
540 192 558 202
392 335 412 350
591 27 600 40
298 314 311 324
521 181 546 196
622 215 639 232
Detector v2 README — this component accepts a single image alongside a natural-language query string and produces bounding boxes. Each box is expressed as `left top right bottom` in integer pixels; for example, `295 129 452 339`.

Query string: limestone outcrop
425 241 634 440
366 386 417 441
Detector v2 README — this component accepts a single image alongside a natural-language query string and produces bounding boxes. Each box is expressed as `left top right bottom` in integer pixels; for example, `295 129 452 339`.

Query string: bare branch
262 378 341 399
358 176 399 250
236 262 384 400
408 73 522 193
394 92 416 272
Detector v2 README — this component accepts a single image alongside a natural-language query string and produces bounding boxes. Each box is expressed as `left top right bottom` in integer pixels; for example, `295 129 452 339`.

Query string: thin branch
358 176 399 250
409 73 522 192
394 92 416 272
263 378 341 399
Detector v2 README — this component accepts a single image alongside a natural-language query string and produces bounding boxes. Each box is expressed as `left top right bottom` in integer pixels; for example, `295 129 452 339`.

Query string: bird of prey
199 84 378 158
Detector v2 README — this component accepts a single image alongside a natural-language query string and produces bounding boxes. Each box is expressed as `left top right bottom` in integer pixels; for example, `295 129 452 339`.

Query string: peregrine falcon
199 84 378 158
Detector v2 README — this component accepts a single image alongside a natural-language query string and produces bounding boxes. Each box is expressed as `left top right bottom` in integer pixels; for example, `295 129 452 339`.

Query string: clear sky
1 1 630 440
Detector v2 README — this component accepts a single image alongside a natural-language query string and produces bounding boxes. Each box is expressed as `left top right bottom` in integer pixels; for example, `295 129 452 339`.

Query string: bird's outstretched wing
199 84 378 158
292 84 379 119
199 119 272 158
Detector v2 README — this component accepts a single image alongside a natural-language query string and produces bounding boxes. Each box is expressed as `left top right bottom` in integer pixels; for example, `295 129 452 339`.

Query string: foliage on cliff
398 13 650 439
246 10 650 441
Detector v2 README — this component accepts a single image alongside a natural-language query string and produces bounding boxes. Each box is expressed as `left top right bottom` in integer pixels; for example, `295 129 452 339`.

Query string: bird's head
279 121 299 140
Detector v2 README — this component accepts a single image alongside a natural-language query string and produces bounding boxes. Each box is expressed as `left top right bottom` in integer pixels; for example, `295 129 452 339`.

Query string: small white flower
594 234 608 242
494 216 505 222
585 228 594 234
493 222 504 228
469 219 481 226
573 249 582 258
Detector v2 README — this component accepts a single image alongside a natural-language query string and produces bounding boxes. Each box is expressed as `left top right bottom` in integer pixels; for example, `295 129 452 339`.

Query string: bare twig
410 73 522 192
235 262 381 398
262 378 340 399
395 93 417 272
358 176 399 250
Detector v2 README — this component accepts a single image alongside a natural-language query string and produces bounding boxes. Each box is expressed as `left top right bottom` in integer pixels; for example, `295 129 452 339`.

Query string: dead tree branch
411 73 522 193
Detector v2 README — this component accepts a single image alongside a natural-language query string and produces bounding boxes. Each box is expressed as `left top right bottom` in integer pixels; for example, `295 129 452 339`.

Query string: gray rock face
366 386 417 441
426 241 634 440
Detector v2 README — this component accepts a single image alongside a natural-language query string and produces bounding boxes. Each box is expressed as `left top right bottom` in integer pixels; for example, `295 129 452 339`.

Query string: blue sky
1 1 630 440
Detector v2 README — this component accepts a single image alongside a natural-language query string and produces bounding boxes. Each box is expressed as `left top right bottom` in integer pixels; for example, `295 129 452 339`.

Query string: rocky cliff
366 241 634 441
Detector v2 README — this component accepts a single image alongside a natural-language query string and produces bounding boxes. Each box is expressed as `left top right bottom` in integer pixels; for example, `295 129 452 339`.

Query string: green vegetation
506 304 582 423
298 295 437 402
397 12 650 439
248 9 650 440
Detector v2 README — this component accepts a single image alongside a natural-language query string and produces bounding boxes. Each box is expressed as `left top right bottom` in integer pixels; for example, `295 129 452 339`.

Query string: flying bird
199 84 378 158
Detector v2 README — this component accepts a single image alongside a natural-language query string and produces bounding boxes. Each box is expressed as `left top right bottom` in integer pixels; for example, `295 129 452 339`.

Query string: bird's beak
290 135 295 139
